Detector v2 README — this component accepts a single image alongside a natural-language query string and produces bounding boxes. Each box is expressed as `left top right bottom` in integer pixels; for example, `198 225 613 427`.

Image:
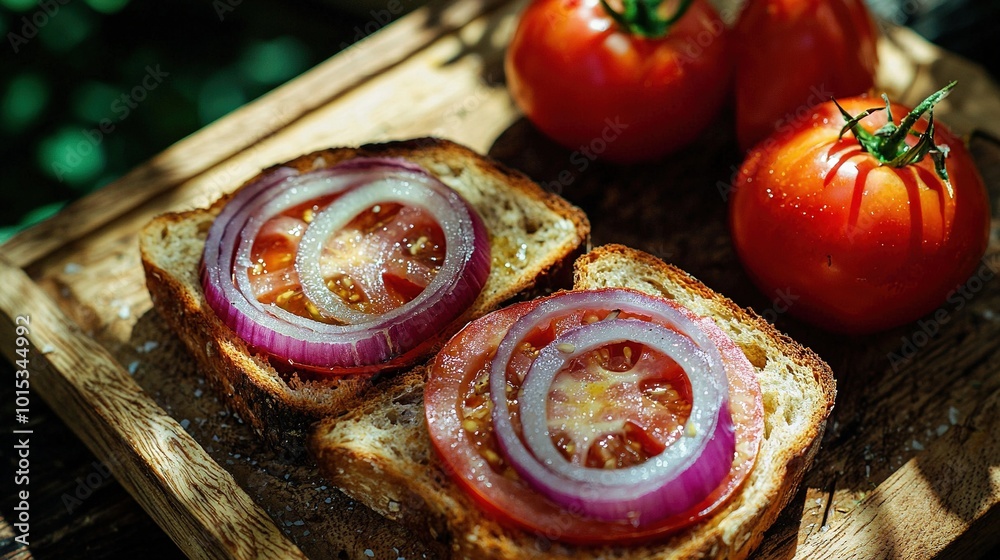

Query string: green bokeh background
0 0 425 242
0 0 998 244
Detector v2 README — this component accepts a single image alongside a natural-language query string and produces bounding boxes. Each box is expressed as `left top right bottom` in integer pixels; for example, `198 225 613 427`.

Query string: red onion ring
488 289 735 525
200 158 490 371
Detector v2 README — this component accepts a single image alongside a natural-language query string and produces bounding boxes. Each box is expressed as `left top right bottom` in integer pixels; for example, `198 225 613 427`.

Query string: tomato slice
426 291 764 545
247 197 445 322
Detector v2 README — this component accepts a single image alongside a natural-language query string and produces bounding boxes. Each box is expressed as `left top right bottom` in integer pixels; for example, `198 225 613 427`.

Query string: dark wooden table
1 372 182 559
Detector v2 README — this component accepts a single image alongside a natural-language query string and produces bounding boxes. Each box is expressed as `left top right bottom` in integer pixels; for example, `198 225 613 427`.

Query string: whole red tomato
734 0 879 152
729 85 990 334
505 0 731 163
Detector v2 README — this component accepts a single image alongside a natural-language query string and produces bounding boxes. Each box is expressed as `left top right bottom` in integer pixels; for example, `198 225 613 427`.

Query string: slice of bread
310 244 836 559
139 138 589 453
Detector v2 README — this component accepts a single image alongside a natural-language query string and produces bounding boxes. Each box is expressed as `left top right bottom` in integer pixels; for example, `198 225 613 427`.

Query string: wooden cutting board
2 0 998 558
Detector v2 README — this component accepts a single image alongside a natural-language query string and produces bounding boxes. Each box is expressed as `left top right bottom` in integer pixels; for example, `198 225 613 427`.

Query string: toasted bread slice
310 244 836 559
139 138 589 453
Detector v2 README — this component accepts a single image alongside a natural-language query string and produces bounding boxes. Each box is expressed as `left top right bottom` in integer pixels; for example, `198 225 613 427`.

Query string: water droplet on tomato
589 17 612 33
604 33 630 56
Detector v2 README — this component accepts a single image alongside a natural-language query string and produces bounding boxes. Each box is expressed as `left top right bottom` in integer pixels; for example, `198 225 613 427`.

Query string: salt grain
180 419 191 429
128 361 140 374
948 406 960 425
912 439 925 451
293 520 304 526
364 550 374 558
41 344 55 354
118 305 131 320
194 388 204 398
936 424 949 436
64 263 82 274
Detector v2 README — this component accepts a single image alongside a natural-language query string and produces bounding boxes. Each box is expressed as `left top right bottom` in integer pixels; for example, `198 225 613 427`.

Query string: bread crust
139 138 590 453
311 244 836 559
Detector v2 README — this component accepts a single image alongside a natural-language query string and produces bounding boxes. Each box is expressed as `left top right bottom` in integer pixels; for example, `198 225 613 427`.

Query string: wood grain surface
2 0 999 558
0 258 307 560
1 379 183 560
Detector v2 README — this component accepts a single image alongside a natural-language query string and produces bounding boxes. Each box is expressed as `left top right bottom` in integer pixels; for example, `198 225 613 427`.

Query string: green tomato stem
599 0 695 39
834 81 957 194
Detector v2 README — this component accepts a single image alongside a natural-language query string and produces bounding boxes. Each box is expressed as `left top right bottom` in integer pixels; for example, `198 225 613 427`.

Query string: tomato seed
469 405 490 420
482 448 502 467
556 343 576 353
304 300 321 320
408 235 428 256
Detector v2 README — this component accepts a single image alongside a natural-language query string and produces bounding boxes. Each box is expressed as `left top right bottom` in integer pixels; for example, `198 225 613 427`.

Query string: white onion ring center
518 319 717 485
295 178 462 325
